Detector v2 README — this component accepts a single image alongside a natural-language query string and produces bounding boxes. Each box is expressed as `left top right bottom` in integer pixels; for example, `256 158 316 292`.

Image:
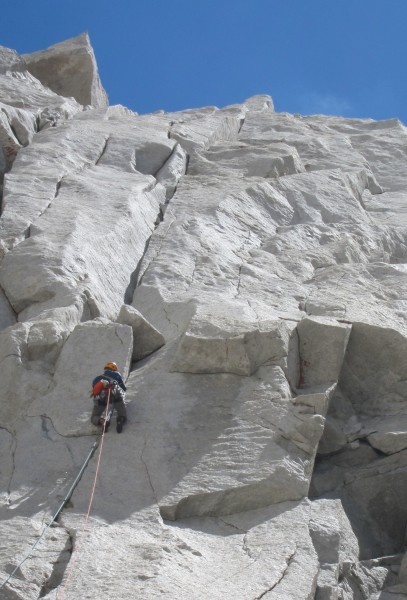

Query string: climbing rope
0 388 112 597
55 387 112 599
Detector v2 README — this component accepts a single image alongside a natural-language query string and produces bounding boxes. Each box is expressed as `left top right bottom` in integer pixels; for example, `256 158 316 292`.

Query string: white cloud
298 92 352 116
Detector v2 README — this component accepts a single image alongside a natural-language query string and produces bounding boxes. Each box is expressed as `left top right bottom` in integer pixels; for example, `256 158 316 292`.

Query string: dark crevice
184 151 190 174
124 233 153 304
337 555 401 599
311 437 379 465
155 206 165 226
26 414 66 438
310 325 407 564
123 137 192 304
1 426 17 504
24 178 61 241
0 171 4 214
38 528 73 598
159 148 189 213
168 120 176 140
95 135 110 166
140 433 158 504
152 145 175 179
219 518 247 534
134 214 177 292
235 265 243 298
124 152 188 303
161 142 189 178
82 289 101 320
237 116 246 135
0 281 18 320
8 121 23 147
55 179 62 199
41 415 53 441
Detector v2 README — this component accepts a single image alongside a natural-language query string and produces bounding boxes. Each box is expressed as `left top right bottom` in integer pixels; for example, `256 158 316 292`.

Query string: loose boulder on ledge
117 304 165 361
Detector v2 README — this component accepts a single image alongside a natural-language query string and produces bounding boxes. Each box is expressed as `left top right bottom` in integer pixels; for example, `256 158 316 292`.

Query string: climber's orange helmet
104 361 118 371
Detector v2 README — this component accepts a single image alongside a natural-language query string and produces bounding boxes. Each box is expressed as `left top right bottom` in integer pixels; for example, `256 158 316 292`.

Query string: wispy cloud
297 92 352 117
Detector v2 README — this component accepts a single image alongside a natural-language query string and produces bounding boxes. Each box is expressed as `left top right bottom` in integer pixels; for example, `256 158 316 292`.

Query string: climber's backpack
92 378 111 399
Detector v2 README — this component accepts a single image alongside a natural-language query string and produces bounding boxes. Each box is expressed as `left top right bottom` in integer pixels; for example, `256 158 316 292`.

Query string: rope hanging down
56 390 112 599
0 389 113 595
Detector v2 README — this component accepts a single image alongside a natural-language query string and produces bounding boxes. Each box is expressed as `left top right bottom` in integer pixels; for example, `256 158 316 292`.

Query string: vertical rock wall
1 37 407 600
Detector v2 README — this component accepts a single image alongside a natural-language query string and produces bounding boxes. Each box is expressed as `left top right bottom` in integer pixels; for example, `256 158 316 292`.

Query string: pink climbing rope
56 387 112 600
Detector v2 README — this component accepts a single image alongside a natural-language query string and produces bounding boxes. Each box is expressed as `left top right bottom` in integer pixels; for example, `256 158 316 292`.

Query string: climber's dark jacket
93 369 126 391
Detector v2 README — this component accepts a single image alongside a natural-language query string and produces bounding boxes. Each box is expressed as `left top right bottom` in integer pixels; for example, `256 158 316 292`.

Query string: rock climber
91 361 127 433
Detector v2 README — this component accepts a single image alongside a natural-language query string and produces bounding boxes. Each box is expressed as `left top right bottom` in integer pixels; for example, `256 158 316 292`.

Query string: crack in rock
218 517 258 563
125 163 184 303
41 414 53 441
235 264 243 298
136 208 176 287
237 115 246 135
254 546 297 599
39 414 69 443
1 425 17 504
243 532 257 560
94 134 110 166
140 433 158 504
113 326 127 347
38 525 73 598
162 304 180 334
234 230 253 299
124 230 155 304
0 278 18 321
219 518 247 535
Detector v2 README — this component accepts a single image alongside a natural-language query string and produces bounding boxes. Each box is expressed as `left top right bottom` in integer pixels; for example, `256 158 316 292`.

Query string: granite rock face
23 33 108 108
1 36 407 600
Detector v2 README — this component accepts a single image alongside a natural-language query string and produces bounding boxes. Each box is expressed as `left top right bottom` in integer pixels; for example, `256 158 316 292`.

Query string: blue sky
1 0 407 122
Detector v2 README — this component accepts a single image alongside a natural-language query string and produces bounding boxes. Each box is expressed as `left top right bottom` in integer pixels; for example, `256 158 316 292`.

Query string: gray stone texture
23 33 108 108
1 35 407 600
117 304 165 360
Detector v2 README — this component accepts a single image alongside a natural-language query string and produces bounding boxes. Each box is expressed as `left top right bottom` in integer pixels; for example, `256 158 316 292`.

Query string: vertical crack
125 142 189 302
41 415 53 441
140 434 158 504
0 171 4 214
8 435 17 503
54 178 62 199
0 425 17 505
64 441 75 466
95 135 110 166
8 122 23 147
24 177 63 240
237 115 246 135
234 231 252 298
124 190 180 304
235 264 243 298
155 143 188 203
136 209 176 290
243 533 256 560
38 526 73 598
0 281 18 321
82 289 101 320
216 519 256 561
124 230 155 304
